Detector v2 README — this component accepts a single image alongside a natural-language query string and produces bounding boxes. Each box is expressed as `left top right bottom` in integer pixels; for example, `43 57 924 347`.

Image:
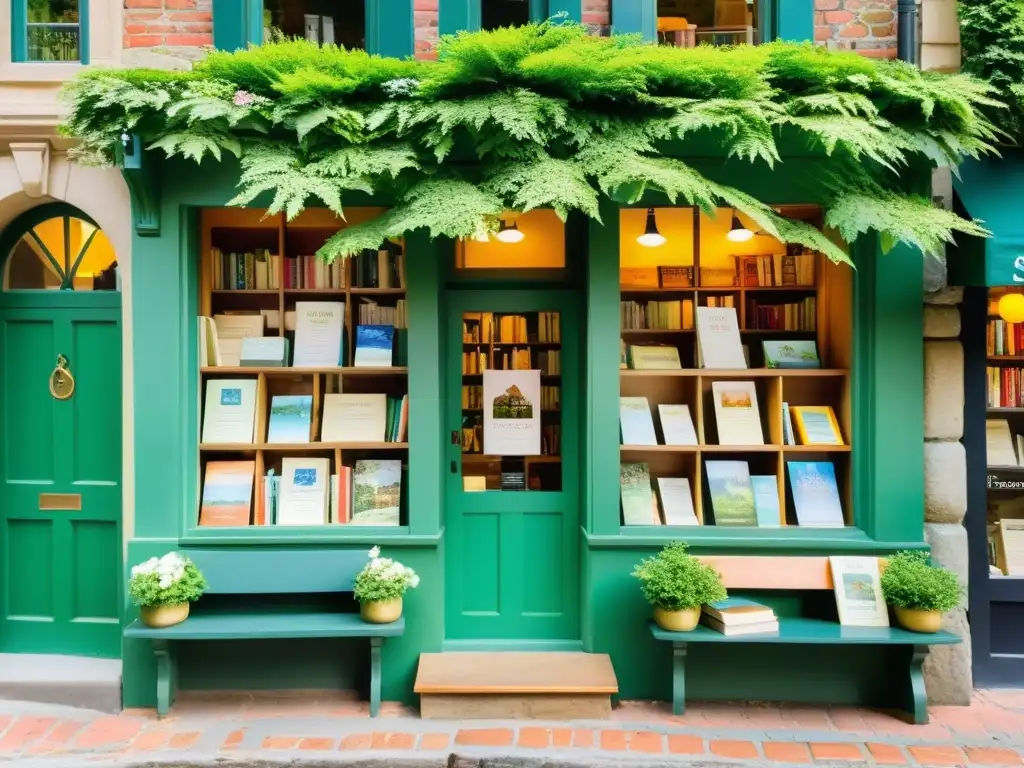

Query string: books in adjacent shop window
278 457 331 525
627 344 682 370
267 395 313 443
656 477 699 526
241 336 289 367
763 340 820 369
620 397 658 445
828 556 888 627
201 379 258 444
351 459 402 526
750 475 781 527
696 307 746 369
711 381 764 445
293 301 344 368
658 404 698 446
791 405 843 445
213 313 265 367
704 460 757 526
200 461 255 526
354 325 395 367
322 393 387 443
620 463 654 525
787 461 844 527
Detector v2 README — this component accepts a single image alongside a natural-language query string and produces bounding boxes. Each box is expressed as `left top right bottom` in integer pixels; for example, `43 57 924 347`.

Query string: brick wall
815 0 898 59
122 0 212 68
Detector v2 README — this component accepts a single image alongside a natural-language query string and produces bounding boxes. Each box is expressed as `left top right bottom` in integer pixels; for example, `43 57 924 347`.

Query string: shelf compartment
201 366 408 376
620 369 848 378
201 442 408 452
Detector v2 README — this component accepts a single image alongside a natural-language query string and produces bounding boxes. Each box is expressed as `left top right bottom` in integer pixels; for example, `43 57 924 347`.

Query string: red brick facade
814 0 897 59
123 0 213 52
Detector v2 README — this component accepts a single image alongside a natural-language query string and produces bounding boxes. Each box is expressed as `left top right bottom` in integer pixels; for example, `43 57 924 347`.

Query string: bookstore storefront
951 153 1024 687
120 148 930 710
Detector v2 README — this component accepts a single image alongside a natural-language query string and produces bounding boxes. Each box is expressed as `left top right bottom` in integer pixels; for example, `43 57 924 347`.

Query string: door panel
0 302 122 657
445 291 580 643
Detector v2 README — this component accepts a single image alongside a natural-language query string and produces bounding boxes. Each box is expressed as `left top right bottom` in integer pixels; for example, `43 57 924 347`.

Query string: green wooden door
0 292 122 657
444 290 580 645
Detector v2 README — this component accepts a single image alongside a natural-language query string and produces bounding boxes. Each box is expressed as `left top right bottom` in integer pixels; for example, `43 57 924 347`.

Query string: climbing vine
959 0 1024 143
60 22 1001 262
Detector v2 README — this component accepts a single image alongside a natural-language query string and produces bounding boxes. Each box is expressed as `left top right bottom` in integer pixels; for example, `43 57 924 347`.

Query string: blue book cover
354 325 394 368
267 395 313 443
750 475 781 527
787 461 844 527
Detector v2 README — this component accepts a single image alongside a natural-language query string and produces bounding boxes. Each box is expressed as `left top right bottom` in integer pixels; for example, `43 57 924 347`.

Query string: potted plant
880 550 962 633
128 552 207 628
354 546 419 624
632 542 727 631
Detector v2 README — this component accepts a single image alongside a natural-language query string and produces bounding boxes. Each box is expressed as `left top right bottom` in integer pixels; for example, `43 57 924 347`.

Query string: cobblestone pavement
2 690 1024 765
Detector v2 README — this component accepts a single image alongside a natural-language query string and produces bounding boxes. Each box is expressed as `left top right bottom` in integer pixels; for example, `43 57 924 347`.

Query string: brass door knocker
49 354 75 400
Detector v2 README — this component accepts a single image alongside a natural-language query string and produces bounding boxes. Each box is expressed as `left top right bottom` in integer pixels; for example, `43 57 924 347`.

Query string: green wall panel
610 0 656 39
366 0 414 57
775 0 814 42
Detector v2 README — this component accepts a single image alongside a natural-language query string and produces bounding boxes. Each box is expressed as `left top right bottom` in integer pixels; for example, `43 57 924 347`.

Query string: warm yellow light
726 215 754 242
999 293 1024 324
495 221 524 243
637 208 666 247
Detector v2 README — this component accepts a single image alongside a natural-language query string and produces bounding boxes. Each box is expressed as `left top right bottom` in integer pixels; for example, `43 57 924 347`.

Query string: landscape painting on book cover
352 459 401 524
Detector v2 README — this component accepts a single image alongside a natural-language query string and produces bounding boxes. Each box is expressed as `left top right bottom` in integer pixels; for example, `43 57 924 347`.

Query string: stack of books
701 598 778 635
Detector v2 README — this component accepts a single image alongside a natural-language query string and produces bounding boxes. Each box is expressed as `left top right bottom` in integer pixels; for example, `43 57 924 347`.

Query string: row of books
747 298 816 331
460 349 561 375
698 554 891 635
621 299 694 330
988 366 1024 408
202 380 409 445
283 254 345 290
212 248 279 290
619 250 816 291
351 246 405 289
357 299 407 328
461 312 562 344
620 460 844 527
199 304 397 368
987 318 1024 357
200 458 401 527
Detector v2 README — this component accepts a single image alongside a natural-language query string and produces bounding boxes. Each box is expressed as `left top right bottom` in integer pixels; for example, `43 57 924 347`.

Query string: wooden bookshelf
197 207 408 529
618 205 852 529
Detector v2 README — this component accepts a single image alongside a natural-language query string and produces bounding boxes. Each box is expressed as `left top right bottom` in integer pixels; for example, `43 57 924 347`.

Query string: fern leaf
291 104 365 142
306 144 419 179
482 156 600 220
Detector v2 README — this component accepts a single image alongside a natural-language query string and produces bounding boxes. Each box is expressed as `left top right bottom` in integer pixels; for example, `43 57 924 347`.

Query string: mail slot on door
38 493 82 511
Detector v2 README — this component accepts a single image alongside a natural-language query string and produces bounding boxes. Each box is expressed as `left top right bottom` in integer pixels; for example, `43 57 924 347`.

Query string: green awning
951 151 1024 287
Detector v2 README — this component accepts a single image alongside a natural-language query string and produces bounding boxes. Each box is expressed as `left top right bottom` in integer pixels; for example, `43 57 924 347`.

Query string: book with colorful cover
266 395 313 443
351 459 402 525
703 597 775 625
620 463 654 525
787 461 844 527
705 460 756 526
750 475 781 527
763 340 820 369
200 461 255 527
354 325 394 367
791 405 844 445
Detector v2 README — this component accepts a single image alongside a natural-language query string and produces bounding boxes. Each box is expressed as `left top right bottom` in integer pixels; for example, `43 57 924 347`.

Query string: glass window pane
26 0 80 61
264 0 365 48
461 310 562 491
482 0 530 30
70 224 119 291
657 0 760 47
6 238 64 290
4 215 119 291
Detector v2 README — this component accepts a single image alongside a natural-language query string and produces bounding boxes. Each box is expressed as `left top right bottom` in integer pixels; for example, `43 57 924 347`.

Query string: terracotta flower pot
653 605 701 632
141 602 189 628
360 597 403 624
894 606 942 633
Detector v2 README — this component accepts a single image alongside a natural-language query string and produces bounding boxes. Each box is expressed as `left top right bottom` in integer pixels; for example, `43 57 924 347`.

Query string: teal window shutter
775 0 813 41
610 0 655 40
440 0 478 34
366 0 413 57
212 0 251 50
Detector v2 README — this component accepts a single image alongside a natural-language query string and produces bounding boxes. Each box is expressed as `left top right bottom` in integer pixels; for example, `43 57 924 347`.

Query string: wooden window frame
611 0 813 44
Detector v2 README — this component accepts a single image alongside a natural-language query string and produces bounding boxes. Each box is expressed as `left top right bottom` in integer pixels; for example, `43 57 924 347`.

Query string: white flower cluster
365 546 419 588
131 552 189 590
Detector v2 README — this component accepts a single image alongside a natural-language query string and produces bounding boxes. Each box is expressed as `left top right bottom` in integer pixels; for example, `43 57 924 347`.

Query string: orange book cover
199 461 255 526
336 466 351 524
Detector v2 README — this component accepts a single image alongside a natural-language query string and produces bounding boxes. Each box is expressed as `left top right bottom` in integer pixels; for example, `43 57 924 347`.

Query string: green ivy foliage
959 0 1024 144
632 542 727 611
60 22 1001 262
880 550 962 612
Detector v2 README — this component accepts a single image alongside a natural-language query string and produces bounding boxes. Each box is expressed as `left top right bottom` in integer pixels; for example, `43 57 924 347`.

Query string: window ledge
180 525 443 547
582 527 928 552
0 62 84 84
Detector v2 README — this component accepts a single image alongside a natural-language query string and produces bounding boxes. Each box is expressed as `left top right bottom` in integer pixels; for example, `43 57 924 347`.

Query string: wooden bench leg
369 637 383 718
672 642 688 716
153 640 176 718
907 645 930 725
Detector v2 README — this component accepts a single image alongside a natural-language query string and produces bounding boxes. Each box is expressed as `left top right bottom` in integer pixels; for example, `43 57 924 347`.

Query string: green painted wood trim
610 0 655 39
212 0 249 50
366 0 414 57
587 200 622 536
179 528 441 546
547 0 581 22
775 0 814 41
853 237 925 544
11 0 88 62
406 230 443 536
583 529 930 552
440 0 478 34
118 136 161 237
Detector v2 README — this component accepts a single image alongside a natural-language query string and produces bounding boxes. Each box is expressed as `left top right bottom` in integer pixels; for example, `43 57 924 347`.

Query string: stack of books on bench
701 598 779 635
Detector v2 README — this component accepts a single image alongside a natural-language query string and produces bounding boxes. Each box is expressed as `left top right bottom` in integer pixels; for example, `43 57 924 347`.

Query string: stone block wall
922 288 972 704
122 0 212 68
814 0 897 59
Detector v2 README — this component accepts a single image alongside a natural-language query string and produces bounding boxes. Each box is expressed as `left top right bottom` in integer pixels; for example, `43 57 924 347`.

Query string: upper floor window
12 0 87 62
483 0 532 30
263 0 364 47
4 212 118 291
657 0 762 47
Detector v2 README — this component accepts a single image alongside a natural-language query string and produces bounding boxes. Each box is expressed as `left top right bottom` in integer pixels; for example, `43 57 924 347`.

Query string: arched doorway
0 203 122 658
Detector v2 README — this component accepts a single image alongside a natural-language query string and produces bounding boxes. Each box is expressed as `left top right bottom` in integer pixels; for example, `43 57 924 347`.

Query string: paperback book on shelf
201 379 258 444
266 395 313 443
763 340 820 369
620 463 654 525
241 336 289 367
711 381 764 445
354 325 395 367
350 460 402 526
791 406 843 445
696 307 745 369
656 477 699 526
787 461 844 527
658 404 698 445
705 460 757 526
277 457 331 525
828 556 888 627
293 301 344 368
200 461 255 527
213 314 265 367
620 397 658 445
750 475 781 527
322 393 387 443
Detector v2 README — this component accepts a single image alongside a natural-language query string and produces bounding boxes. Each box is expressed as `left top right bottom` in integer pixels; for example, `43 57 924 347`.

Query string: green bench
648 555 961 724
124 549 403 717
